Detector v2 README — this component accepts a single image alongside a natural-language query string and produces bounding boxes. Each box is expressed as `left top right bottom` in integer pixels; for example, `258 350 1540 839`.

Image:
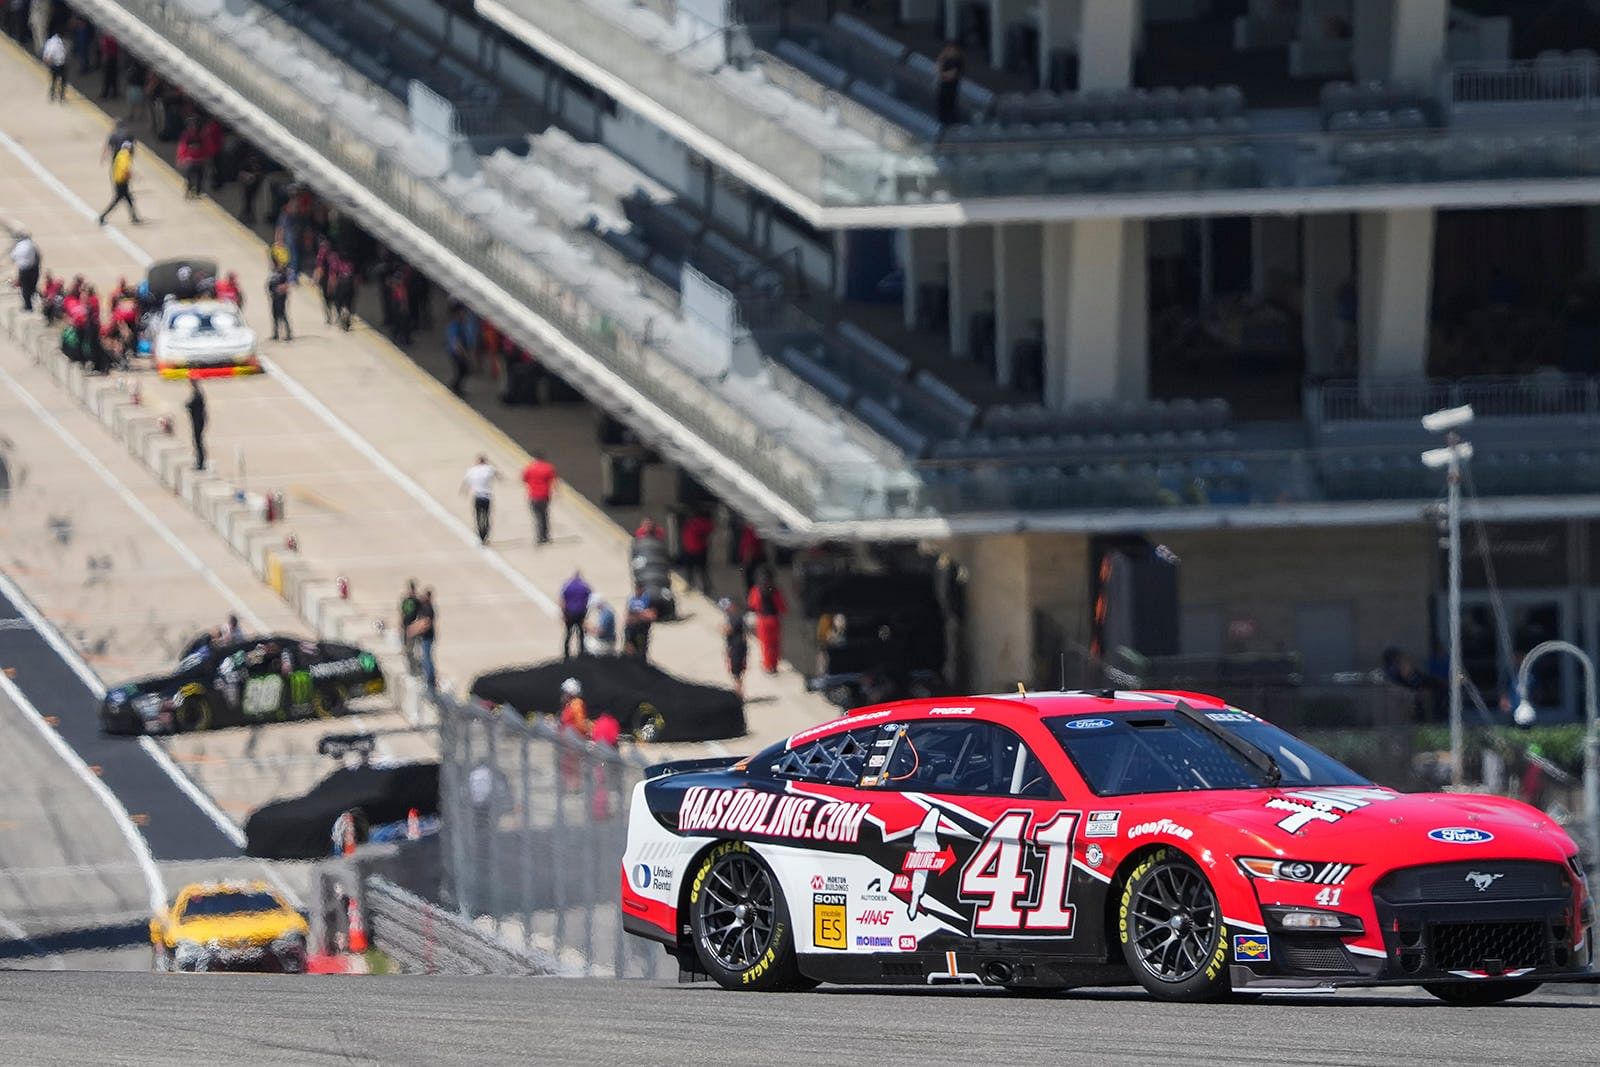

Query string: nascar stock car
150 880 309 973
621 690 1597 1004
142 258 260 378
101 634 385 735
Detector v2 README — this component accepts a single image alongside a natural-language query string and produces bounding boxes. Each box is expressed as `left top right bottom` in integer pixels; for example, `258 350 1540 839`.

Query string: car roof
785 689 1232 747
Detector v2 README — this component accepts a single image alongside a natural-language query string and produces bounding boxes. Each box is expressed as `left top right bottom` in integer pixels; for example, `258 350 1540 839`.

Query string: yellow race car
151 880 309 973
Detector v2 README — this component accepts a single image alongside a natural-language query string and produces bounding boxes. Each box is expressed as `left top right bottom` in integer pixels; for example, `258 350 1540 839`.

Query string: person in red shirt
747 567 786 675
633 517 664 541
678 511 714 594
738 520 767 591
590 709 620 747
521 452 557 545
214 270 240 307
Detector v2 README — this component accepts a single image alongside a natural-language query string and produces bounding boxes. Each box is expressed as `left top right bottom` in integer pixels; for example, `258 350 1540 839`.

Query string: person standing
935 39 964 129
42 30 67 102
398 579 421 671
98 32 119 99
10 230 40 313
266 260 292 341
737 520 766 591
720 597 749 699
185 379 207 471
237 151 263 225
747 567 786 675
459 453 499 545
177 119 204 199
446 305 469 395
679 511 714 595
559 570 592 659
521 451 557 545
623 581 656 661
584 593 617 656
97 140 141 225
557 678 591 738
409 588 437 692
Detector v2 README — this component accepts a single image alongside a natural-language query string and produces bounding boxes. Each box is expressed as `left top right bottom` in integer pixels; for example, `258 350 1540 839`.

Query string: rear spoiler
643 755 746 779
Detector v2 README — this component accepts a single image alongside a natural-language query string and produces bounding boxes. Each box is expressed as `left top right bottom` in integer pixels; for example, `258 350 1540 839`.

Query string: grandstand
75 0 1600 708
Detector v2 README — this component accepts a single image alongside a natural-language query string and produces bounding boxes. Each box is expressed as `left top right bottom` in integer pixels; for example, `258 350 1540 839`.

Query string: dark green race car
101 634 385 736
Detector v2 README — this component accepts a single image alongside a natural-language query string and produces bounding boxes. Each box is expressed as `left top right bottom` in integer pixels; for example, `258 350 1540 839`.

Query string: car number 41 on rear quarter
959 811 1079 933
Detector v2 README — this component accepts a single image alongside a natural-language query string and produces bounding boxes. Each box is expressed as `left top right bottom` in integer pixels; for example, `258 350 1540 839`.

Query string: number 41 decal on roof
959 811 1079 935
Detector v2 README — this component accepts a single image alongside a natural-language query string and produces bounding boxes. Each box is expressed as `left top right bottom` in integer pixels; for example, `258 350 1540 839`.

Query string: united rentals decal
677 787 870 843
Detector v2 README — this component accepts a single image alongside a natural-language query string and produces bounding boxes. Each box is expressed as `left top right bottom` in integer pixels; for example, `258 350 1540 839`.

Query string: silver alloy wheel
693 851 776 972
1126 862 1219 983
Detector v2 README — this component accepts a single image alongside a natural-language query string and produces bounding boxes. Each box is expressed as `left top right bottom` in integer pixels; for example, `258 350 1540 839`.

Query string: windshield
1046 710 1368 797
167 308 239 335
180 891 282 918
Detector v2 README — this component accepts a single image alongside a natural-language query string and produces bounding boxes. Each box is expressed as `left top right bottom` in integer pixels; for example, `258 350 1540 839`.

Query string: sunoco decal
677 787 870 843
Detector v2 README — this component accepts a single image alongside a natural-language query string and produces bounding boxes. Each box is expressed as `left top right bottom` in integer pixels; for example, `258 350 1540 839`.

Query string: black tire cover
471 657 745 743
243 762 439 860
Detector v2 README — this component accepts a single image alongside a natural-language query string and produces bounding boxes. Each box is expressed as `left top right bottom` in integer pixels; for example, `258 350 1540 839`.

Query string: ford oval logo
1065 718 1115 730
631 863 652 889
1428 827 1495 845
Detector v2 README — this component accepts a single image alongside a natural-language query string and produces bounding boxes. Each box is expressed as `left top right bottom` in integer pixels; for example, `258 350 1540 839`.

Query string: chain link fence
435 695 673 979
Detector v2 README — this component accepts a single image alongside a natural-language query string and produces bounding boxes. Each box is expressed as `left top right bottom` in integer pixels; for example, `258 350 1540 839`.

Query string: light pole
1513 640 1600 866
1421 405 1474 788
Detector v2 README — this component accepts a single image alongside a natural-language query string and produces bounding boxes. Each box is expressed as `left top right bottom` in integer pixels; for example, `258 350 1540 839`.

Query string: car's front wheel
687 841 810 992
173 695 211 733
1118 848 1231 1002
1423 980 1542 1005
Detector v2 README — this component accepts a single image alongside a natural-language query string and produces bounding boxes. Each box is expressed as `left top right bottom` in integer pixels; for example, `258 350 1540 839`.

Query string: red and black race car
621 690 1597 1003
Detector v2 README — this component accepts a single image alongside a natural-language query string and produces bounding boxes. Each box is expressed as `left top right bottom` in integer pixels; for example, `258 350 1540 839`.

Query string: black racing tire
314 686 347 720
1423 980 1542 1006
1117 848 1231 1003
173 694 212 734
687 841 811 992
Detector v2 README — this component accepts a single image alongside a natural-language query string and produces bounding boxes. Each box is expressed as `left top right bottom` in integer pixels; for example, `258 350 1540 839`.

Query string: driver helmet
560 677 582 698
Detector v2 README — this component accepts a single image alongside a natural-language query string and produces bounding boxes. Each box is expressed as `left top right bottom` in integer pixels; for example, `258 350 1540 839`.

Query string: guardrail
364 875 555 975
1311 373 1600 426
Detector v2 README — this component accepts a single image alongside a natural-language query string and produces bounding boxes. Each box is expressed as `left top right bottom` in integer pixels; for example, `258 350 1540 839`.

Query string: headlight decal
1237 858 1353 885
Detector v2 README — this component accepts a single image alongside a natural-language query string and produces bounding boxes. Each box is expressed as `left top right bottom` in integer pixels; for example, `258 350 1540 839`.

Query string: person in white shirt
42 31 67 102
9 230 39 312
459 454 500 545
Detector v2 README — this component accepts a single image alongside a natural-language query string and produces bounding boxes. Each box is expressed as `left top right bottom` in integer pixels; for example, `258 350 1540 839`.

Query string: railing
1446 57 1600 110
364 875 556 976
1311 373 1600 426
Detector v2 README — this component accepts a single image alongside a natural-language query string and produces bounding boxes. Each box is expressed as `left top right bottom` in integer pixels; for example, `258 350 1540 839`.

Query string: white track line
0 125 560 619
0 670 165 917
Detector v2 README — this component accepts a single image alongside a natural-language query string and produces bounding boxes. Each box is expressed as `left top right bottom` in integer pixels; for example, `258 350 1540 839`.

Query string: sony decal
677 787 870 844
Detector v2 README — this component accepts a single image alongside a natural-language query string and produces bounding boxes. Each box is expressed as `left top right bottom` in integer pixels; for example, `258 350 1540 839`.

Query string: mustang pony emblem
1464 871 1504 892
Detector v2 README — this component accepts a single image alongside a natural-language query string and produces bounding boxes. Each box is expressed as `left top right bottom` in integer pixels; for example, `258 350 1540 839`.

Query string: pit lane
0 973 1591 1065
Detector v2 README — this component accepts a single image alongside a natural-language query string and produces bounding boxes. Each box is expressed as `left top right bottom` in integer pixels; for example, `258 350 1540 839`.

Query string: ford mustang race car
151 880 308 973
101 635 385 735
151 298 259 379
622 690 1597 1003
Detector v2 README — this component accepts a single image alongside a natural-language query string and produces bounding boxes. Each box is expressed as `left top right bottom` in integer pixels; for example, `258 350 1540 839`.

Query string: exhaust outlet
981 960 1014 984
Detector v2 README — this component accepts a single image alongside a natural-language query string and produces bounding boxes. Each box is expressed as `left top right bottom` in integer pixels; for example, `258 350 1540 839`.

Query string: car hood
1141 785 1576 863
169 913 306 947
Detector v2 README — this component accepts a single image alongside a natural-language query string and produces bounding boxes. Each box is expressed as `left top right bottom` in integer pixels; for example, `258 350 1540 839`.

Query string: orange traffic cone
406 808 421 840
346 894 369 953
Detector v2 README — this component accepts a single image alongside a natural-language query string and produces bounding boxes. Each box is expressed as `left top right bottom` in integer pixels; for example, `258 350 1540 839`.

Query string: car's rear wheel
1118 848 1231 1002
1423 980 1542 1005
688 841 810 992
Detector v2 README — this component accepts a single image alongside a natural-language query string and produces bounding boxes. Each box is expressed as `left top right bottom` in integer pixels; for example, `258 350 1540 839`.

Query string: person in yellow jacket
97 140 141 226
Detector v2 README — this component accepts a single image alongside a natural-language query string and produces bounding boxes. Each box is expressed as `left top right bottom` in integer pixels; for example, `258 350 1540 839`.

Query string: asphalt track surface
0 972 1590 1066
0 584 239 862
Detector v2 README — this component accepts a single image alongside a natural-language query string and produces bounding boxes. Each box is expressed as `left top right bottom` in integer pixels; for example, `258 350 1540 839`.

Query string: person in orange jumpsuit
746 568 786 675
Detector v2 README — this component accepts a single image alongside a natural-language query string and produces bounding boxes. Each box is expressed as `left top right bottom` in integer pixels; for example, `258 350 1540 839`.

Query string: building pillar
1354 0 1446 83
989 0 1028 70
948 225 995 358
1042 218 1147 408
1302 212 1354 377
902 226 947 332
1039 0 1138 91
1357 208 1435 381
994 222 1043 387
952 532 1090 693
1251 215 1300 304
1076 0 1138 90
